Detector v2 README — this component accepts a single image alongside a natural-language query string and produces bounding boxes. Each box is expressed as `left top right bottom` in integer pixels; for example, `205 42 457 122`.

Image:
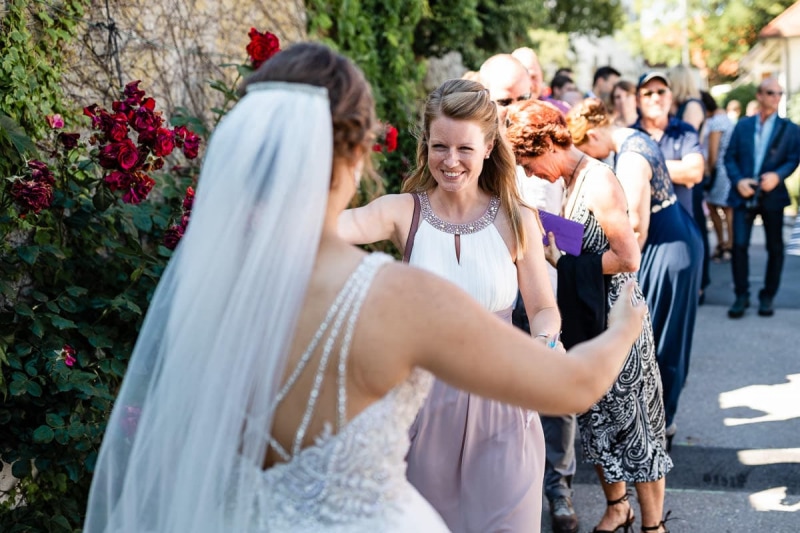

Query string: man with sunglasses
480 53 576 533
724 77 800 318
633 71 705 215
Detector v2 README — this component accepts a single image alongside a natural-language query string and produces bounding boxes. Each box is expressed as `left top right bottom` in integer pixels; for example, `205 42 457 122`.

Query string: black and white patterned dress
570 163 673 483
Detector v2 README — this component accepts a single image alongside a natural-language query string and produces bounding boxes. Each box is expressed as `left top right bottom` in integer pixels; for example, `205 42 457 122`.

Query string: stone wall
61 0 306 129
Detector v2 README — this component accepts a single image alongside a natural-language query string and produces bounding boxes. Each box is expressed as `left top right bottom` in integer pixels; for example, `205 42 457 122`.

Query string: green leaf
12 459 32 478
88 334 113 349
17 245 40 265
0 112 39 158
33 425 55 443
132 211 153 232
26 380 43 397
46 413 65 427
65 286 88 297
50 315 77 329
50 515 71 531
30 319 45 338
15 302 34 317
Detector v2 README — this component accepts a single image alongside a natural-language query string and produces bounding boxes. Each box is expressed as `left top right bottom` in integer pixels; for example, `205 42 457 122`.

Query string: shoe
592 492 634 533
727 295 749 318
641 510 673 533
758 295 774 317
549 496 579 533
698 290 705 306
665 422 677 452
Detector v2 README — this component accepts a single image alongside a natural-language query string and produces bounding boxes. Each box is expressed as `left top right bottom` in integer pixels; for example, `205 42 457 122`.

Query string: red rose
61 345 77 367
98 142 121 169
246 28 280 69
104 170 132 192
385 125 398 152
117 139 140 171
10 178 54 215
153 128 175 157
123 80 146 107
122 172 155 204
59 132 80 150
163 224 185 250
182 186 195 212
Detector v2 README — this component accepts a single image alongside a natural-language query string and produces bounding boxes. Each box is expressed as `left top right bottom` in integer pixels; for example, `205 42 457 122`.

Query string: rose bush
0 79 200 531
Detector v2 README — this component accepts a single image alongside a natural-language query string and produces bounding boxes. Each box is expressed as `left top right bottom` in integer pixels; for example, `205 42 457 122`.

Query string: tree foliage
691 0 796 83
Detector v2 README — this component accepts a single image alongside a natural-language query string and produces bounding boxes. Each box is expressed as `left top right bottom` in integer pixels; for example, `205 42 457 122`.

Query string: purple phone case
539 210 583 256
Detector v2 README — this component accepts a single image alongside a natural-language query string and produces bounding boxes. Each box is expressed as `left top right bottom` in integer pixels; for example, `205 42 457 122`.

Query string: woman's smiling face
427 116 492 193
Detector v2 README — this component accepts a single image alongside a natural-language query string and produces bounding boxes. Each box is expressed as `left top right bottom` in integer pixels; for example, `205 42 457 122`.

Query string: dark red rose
98 142 121 169
123 80 146 107
104 170 132 192
83 104 102 127
122 172 155 204
28 160 55 184
246 28 280 69
151 157 165 171
131 106 162 134
117 139 140 171
182 186 195 212
10 178 54 215
112 100 133 118
153 128 175 157
163 224 185 250
59 132 80 150
140 97 156 111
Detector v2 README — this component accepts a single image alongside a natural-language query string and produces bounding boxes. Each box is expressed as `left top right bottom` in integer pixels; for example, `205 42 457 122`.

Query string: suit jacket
724 114 800 210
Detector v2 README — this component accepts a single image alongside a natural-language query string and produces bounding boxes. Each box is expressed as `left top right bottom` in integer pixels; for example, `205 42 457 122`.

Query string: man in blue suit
724 77 800 318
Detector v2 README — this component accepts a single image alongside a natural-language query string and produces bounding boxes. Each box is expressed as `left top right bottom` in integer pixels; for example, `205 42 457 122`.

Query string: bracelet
534 333 549 339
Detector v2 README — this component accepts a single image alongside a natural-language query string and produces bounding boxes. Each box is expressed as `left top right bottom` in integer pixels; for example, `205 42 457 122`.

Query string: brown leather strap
402 192 421 264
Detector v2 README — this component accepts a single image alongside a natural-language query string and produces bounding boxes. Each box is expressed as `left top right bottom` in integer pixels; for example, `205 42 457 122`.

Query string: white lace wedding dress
242 253 450 532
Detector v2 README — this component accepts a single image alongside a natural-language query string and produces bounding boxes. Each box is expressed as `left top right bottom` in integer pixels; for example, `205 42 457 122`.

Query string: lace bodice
617 131 677 212
408 191 517 313
245 253 440 531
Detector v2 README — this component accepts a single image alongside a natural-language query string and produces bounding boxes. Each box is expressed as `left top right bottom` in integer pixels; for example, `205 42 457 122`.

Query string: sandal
592 492 635 533
641 510 673 533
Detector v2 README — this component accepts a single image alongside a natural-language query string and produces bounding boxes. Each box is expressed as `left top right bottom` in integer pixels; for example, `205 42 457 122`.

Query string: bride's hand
608 281 646 340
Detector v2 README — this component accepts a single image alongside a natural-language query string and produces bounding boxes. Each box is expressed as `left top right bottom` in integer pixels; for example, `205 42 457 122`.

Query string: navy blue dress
617 131 703 429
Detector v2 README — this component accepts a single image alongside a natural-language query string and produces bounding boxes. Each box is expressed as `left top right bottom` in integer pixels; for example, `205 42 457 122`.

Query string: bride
83 42 645 532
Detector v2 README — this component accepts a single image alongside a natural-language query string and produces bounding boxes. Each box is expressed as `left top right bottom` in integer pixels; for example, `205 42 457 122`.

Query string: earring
485 153 491 159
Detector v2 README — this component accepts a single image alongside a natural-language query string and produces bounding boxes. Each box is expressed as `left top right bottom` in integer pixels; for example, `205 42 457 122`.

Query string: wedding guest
340 78 559 532
612 80 638 127
567 97 702 456
84 43 645 533
506 99 672 533
699 91 735 263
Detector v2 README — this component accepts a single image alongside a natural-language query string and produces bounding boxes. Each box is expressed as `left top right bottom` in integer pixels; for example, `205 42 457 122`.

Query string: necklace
568 153 586 187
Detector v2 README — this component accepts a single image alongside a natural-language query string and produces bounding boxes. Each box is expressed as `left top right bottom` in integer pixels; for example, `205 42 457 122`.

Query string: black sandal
641 510 673 533
592 492 635 533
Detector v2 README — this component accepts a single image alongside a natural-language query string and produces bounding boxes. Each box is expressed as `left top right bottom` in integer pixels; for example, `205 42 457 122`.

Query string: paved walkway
542 217 800 532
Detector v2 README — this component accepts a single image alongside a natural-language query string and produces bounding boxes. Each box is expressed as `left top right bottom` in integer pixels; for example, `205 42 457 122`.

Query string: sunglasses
639 88 669 98
494 93 531 107
761 90 784 97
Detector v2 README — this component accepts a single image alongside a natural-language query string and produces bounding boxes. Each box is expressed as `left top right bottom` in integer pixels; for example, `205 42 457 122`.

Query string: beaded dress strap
418 190 500 235
268 253 391 461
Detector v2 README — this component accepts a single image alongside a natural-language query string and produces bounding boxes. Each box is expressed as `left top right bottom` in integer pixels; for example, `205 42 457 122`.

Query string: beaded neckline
418 190 500 235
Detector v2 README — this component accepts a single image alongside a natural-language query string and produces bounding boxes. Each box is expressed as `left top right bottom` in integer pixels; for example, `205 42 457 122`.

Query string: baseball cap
636 71 670 90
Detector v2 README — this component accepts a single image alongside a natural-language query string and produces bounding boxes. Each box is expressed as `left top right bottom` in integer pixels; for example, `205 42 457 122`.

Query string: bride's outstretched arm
371 263 644 416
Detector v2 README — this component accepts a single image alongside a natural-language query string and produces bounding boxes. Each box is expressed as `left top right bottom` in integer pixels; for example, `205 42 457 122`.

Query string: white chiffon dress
405 191 546 533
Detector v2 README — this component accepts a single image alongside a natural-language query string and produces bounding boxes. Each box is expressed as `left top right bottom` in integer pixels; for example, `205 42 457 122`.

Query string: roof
760 1 800 38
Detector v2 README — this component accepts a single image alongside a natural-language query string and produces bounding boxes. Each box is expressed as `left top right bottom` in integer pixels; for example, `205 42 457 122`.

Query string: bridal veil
84 82 333 532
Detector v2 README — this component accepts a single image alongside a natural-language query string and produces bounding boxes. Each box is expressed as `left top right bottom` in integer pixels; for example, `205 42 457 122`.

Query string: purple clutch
539 210 584 256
